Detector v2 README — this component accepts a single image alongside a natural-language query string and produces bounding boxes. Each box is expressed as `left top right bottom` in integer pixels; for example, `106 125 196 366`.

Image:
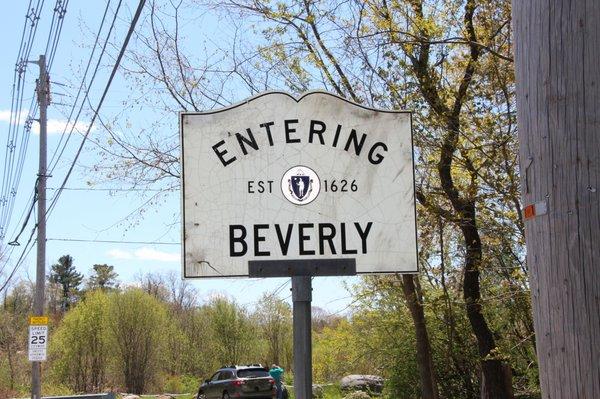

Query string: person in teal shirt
269 364 284 399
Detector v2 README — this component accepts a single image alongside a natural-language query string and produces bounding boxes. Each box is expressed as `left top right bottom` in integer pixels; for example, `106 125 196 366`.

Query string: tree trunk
401 274 439 399
513 0 600 398
459 211 513 399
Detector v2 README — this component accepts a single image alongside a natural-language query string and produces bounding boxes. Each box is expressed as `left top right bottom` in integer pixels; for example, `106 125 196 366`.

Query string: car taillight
268 378 275 385
232 379 246 386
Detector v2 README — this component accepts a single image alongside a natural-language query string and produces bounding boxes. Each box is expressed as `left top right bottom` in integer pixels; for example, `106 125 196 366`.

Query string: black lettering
298 223 316 255
253 224 270 256
275 224 293 255
248 181 254 193
355 222 373 254
318 223 337 255
309 120 326 144
267 180 274 193
344 129 367 156
257 181 265 193
332 124 342 147
235 128 259 155
212 140 237 167
229 225 247 256
285 119 300 143
368 142 388 165
340 223 358 254
259 121 275 146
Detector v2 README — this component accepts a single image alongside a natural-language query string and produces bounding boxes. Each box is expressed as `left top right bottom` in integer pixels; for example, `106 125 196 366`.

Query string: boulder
340 375 384 394
312 384 325 398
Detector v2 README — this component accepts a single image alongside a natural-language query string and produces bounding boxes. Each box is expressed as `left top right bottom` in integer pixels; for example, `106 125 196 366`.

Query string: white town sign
181 91 417 277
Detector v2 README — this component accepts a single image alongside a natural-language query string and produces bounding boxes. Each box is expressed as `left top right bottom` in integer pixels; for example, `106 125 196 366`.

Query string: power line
0 0 44 240
1 0 70 244
47 186 170 192
47 0 148 217
1 0 147 293
47 238 179 245
3 0 117 278
47 0 116 174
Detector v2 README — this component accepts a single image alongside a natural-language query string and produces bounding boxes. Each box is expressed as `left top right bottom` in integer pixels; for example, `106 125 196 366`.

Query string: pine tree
88 264 118 291
48 255 83 311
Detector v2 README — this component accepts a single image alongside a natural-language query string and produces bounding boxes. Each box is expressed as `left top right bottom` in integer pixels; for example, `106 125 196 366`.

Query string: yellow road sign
29 316 48 325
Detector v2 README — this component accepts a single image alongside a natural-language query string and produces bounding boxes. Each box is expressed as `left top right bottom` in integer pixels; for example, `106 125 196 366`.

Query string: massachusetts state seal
281 165 321 205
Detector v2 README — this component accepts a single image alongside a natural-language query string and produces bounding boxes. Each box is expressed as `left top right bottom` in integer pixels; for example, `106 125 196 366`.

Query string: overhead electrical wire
1 0 148 290
0 0 66 282
3 0 111 283
2 0 70 250
47 0 120 176
47 0 148 217
0 0 44 241
47 238 179 245
1 0 68 244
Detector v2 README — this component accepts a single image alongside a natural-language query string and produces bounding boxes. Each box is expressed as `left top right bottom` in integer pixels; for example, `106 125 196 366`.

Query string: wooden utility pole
31 54 48 399
513 1 599 398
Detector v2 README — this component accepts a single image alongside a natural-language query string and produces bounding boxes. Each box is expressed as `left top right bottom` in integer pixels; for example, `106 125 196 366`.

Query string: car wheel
197 391 206 399
222 392 231 399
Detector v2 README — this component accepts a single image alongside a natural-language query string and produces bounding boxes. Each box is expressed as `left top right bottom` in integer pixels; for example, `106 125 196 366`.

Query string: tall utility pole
513 1 599 398
31 54 48 399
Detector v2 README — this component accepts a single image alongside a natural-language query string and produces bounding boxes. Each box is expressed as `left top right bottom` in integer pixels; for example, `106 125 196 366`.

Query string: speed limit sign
28 316 48 362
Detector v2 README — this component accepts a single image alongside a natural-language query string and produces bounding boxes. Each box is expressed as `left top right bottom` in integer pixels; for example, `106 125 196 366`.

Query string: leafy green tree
87 264 119 291
49 291 110 392
253 294 292 369
48 255 83 312
205 296 259 366
107 288 168 394
84 0 534 396
0 282 31 394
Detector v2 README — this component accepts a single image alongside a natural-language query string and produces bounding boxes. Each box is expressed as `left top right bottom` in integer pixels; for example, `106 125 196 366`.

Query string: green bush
162 374 200 394
343 391 371 399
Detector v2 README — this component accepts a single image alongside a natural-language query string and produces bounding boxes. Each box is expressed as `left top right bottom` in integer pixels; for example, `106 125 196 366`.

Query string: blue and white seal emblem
281 166 320 205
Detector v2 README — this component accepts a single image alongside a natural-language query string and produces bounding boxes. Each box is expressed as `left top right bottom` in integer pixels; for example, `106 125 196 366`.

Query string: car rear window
237 368 270 378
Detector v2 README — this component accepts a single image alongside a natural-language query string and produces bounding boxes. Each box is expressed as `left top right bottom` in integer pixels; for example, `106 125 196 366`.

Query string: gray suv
197 364 276 399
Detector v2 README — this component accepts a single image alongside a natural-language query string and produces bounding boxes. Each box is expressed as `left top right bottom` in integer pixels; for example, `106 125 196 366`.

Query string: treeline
1 256 539 398
0 265 294 396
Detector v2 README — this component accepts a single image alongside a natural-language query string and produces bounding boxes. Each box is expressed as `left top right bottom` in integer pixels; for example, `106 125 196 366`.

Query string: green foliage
161 374 200 394
313 319 369 383
343 392 372 399
203 296 260 366
0 282 31 394
48 255 84 311
254 294 293 368
107 288 170 394
49 290 110 392
87 264 119 291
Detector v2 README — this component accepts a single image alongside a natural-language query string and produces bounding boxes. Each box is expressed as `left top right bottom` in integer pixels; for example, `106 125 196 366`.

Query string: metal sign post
180 92 417 398
249 259 355 399
292 276 312 399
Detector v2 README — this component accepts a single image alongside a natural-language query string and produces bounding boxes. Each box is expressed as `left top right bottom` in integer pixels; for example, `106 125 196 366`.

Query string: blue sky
0 0 357 313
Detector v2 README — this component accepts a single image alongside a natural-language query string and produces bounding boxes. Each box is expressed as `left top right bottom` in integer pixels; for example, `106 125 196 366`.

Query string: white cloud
0 109 92 135
134 247 180 263
0 109 28 124
107 247 180 263
32 118 91 135
107 249 133 260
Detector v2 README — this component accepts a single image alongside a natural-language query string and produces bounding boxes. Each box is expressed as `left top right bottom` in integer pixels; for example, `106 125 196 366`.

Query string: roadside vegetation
0 0 538 398
1 255 538 398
